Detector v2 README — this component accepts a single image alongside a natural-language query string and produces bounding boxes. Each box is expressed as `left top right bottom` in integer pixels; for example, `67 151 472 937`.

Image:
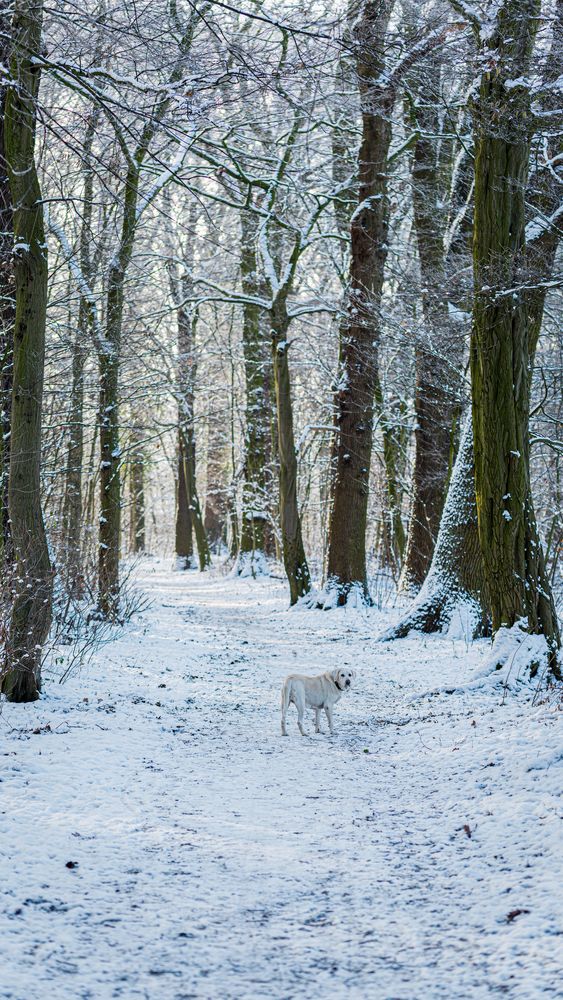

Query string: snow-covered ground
1 560 562 999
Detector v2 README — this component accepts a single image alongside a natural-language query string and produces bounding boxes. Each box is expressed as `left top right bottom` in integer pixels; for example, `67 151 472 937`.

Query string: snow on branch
526 204 563 245
136 137 193 222
44 208 112 356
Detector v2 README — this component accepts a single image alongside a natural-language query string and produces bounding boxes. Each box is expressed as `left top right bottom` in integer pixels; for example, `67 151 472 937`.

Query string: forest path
1 561 561 999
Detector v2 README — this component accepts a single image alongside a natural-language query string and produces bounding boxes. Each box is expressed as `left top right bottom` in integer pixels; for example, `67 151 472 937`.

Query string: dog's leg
315 708 321 734
325 705 335 735
296 691 306 736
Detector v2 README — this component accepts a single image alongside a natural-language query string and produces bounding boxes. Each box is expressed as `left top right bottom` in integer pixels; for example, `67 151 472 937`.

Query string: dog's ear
351 668 357 680
331 668 340 681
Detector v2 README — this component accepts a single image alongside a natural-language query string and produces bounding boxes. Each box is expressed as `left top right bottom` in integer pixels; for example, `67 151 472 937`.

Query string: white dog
281 667 356 736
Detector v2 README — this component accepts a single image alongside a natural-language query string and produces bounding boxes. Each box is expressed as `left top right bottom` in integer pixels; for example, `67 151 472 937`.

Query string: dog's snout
345 679 350 686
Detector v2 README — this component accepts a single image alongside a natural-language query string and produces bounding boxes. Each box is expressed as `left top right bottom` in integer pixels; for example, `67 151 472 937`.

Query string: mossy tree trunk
471 0 560 664
380 414 488 641
1 0 53 702
387 2 562 656
0 10 14 566
326 0 395 604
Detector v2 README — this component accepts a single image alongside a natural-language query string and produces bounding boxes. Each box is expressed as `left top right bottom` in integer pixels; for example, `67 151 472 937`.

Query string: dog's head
332 667 356 691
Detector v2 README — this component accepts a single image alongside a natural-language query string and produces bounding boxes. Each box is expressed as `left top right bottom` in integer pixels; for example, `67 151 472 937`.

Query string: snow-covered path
1 562 562 999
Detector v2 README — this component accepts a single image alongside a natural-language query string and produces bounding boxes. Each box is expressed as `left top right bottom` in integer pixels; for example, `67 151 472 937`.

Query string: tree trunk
129 425 145 553
204 399 227 552
401 61 462 591
98 166 139 616
62 306 86 587
380 414 488 640
1 0 53 702
62 105 98 590
98 345 121 616
226 348 240 559
326 0 395 604
471 0 560 665
171 263 210 572
181 421 210 572
0 11 14 566
237 210 271 574
374 373 406 576
385 3 562 661
271 300 311 604
176 429 193 569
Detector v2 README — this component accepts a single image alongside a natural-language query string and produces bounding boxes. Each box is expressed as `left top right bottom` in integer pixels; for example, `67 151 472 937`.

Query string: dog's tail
281 679 292 713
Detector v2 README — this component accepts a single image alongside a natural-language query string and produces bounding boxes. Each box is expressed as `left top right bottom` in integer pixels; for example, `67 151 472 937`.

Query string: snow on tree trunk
380 414 488 641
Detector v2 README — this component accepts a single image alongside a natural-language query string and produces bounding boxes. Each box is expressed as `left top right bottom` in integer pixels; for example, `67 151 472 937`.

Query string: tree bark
128 425 145 553
471 0 560 665
98 341 121 615
170 250 210 572
181 420 210 572
97 155 140 615
271 298 311 604
326 0 395 604
204 400 227 552
380 414 488 640
0 11 14 566
386 3 562 661
1 0 53 702
373 372 406 575
62 106 98 589
62 307 86 586
176 429 194 569
400 56 462 592
237 210 271 573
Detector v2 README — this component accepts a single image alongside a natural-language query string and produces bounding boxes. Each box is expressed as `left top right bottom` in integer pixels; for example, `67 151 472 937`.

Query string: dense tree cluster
0 0 561 700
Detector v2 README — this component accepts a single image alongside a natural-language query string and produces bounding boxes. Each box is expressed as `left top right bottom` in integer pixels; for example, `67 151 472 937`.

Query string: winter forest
1 0 562 997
